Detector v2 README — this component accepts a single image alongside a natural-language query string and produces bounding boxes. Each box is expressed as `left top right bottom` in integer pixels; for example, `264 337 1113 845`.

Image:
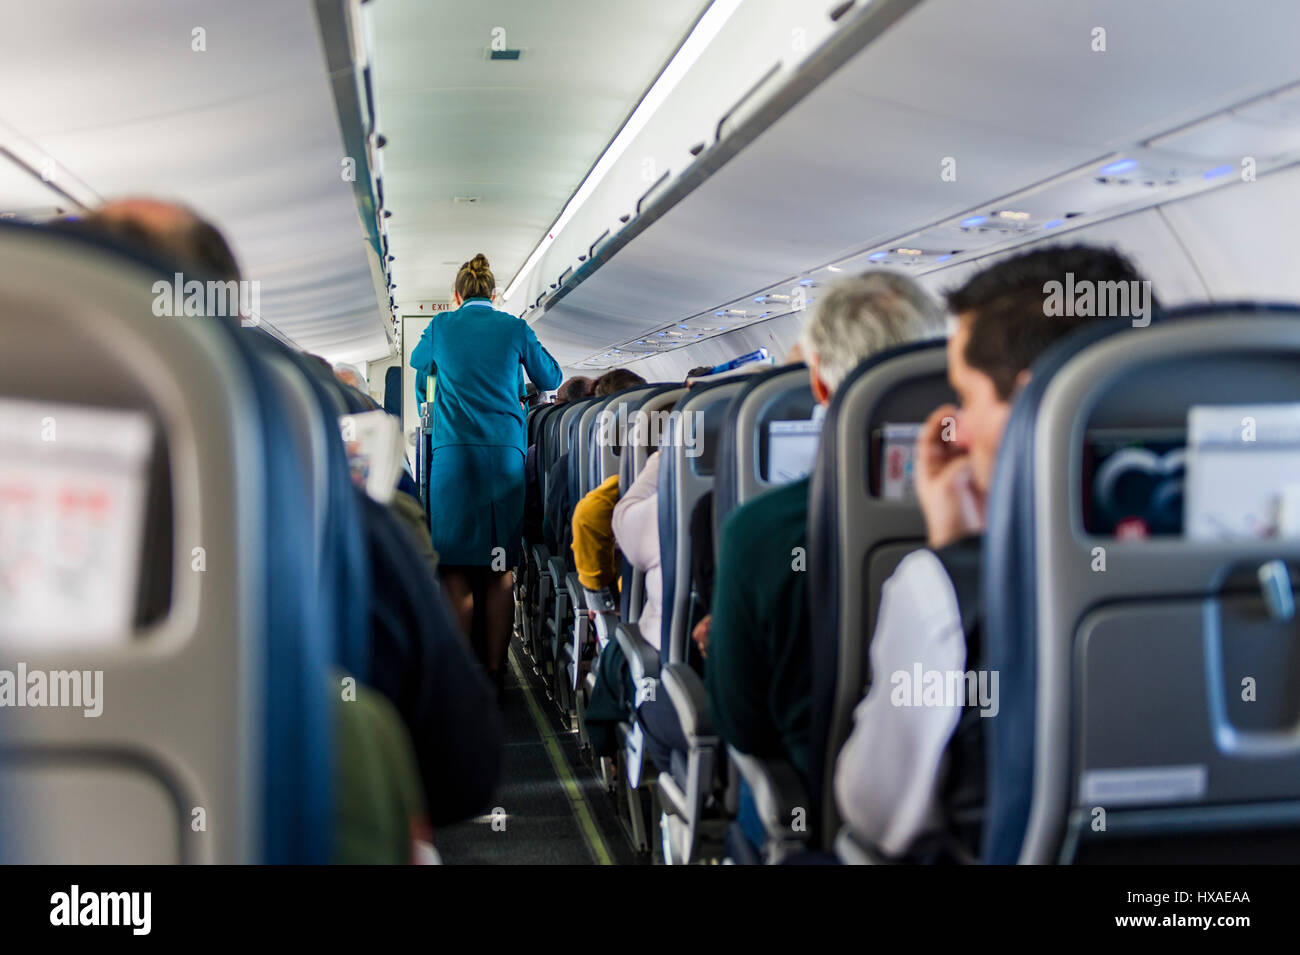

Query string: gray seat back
807 342 953 845
0 228 264 863
661 378 750 663
713 364 819 559
1019 310 1300 863
619 385 686 622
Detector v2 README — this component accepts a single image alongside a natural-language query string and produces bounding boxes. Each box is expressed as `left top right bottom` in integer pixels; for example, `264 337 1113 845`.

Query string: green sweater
705 476 812 784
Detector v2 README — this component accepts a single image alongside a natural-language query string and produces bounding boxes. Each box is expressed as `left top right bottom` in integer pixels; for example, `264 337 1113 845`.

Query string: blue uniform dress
410 298 562 567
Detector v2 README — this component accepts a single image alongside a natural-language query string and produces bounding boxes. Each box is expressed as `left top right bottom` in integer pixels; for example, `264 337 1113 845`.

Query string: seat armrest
613 621 660 687
583 586 618 614
546 556 567 591
532 543 551 572
728 746 811 843
565 571 583 608
583 587 619 645
660 662 714 738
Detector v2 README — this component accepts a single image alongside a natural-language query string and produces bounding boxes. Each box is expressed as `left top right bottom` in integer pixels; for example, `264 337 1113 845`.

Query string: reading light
868 252 889 261
894 248 922 255
501 0 744 303
1099 158 1138 175
996 210 1030 220
1202 164 1235 179
960 215 987 228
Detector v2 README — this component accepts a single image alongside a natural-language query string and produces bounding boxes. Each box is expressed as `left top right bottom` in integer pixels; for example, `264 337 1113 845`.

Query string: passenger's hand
692 614 711 659
915 404 984 550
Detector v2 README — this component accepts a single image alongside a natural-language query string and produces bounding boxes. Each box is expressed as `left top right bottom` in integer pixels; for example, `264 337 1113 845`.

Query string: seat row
522 300 1300 864
0 221 501 863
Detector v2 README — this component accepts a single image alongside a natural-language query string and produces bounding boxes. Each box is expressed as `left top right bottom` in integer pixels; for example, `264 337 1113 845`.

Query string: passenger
557 375 596 404
334 362 368 392
706 272 947 847
833 245 1156 861
686 365 714 379
610 449 663 649
408 253 563 687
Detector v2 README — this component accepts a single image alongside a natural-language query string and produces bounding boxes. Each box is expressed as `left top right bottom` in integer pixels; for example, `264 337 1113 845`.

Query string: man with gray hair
704 270 946 852
799 270 946 400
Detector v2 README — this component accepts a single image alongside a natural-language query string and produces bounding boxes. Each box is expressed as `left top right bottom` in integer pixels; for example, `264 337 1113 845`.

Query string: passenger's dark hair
455 253 495 301
686 366 713 378
556 376 594 404
945 244 1156 400
594 368 646 397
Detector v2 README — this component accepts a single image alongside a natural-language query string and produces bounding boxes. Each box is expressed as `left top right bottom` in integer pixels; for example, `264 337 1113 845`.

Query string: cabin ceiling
0 0 391 362
524 0 1300 369
365 0 712 310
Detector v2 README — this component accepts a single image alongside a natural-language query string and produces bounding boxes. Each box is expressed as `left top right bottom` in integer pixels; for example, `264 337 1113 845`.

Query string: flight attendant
410 254 563 686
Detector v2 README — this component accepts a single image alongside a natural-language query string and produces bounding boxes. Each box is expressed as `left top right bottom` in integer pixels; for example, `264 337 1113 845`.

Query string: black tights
440 564 513 688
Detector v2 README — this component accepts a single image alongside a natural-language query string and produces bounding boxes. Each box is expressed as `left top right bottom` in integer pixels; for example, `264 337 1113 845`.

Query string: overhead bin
517 0 1300 371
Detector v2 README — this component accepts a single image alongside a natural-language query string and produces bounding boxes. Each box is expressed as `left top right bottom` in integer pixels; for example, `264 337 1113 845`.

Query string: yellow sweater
572 475 621 591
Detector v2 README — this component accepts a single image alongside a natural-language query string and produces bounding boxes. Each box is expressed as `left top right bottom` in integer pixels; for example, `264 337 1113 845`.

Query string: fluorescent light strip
502 0 745 303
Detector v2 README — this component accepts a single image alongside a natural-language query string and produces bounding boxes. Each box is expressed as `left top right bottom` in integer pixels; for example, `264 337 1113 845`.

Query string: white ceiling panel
365 0 712 306
0 0 390 362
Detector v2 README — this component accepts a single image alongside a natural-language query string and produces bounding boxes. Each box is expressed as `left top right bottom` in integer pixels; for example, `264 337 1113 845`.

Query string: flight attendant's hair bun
456 253 495 300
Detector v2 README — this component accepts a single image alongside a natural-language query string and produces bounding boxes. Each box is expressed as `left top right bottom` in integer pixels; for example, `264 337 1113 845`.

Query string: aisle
432 640 640 865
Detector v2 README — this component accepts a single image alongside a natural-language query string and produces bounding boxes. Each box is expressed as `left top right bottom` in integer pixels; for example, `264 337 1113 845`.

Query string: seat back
713 364 819 557
659 378 750 663
806 341 953 846
564 396 600 511
533 403 563 502
986 304 1300 864
577 395 612 499
620 386 687 621
596 385 659 487
383 365 402 419
0 223 330 863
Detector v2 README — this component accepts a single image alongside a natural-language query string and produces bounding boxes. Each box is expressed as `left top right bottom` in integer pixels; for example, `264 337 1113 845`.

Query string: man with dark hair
834 245 1155 861
593 367 646 396
556 375 595 404
686 365 714 379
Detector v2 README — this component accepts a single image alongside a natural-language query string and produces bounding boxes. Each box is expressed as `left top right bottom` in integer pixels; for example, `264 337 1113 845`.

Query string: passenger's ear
808 355 831 406
1015 368 1032 392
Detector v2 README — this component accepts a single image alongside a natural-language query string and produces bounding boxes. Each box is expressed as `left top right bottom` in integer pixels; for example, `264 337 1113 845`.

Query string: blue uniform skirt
427 444 525 568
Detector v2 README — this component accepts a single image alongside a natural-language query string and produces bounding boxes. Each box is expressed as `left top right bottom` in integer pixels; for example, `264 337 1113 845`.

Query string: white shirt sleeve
833 549 967 858
611 450 660 573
